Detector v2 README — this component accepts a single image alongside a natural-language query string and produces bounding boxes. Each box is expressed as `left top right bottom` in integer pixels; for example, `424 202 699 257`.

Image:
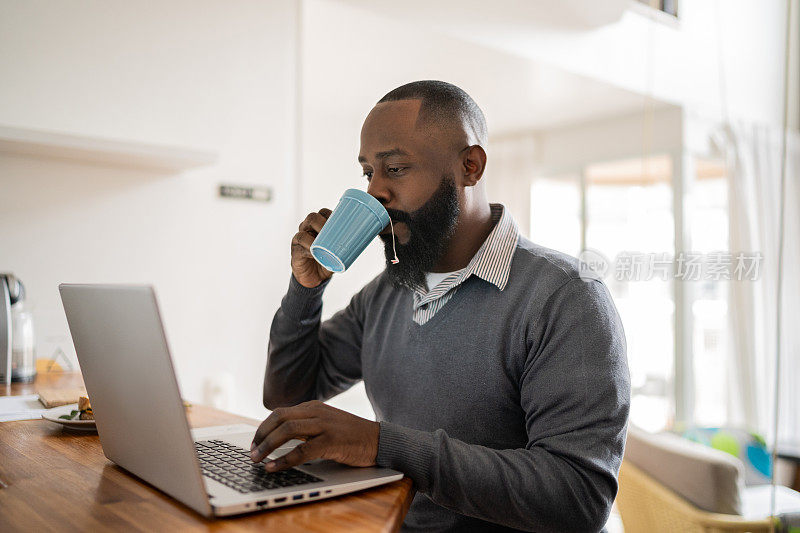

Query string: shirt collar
414 203 520 301
468 203 520 291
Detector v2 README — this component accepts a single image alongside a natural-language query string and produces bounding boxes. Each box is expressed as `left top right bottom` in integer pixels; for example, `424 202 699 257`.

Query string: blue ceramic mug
310 189 390 272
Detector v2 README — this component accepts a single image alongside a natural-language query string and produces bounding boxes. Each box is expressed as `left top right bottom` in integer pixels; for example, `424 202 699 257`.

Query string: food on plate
78 396 94 420
57 396 94 421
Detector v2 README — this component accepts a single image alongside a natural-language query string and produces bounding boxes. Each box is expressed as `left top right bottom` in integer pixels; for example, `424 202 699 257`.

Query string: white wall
0 0 298 419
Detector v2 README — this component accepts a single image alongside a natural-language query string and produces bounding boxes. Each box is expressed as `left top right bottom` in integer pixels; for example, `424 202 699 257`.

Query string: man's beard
379 175 460 291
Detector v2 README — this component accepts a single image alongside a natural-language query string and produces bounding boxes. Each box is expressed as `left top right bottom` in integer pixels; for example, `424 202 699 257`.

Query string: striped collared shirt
412 203 520 325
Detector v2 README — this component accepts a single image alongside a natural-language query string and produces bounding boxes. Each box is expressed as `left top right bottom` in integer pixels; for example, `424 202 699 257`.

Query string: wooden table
0 372 413 532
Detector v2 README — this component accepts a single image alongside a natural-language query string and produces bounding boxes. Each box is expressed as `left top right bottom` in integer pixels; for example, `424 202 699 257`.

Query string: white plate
41 403 97 431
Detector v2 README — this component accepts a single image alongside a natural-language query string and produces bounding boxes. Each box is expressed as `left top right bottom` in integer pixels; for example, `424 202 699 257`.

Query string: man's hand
292 209 334 288
250 400 380 472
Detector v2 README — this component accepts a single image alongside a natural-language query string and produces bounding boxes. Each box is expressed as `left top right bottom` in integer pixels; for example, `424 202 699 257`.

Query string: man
253 80 630 532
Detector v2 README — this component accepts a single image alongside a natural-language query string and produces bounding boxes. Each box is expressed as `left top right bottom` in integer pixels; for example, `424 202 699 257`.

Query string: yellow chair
616 461 772 533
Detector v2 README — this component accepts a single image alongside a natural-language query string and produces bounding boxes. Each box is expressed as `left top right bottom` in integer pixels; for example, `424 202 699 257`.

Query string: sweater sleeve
263 274 366 409
375 278 631 533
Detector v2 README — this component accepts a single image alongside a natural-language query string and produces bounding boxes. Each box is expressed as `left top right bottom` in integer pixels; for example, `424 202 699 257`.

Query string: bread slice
78 396 94 420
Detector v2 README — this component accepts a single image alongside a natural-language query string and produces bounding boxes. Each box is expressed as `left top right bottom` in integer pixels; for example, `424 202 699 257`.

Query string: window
529 154 727 432
688 159 729 426
585 155 675 432
530 174 581 257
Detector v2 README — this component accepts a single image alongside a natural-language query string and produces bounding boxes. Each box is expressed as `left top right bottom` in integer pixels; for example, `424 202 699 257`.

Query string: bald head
377 80 488 148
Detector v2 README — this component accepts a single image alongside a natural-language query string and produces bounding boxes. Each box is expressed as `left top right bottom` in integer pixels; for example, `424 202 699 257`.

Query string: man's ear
461 145 487 187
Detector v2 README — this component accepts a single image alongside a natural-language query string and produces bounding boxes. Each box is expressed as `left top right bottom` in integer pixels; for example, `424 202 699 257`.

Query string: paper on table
0 394 47 422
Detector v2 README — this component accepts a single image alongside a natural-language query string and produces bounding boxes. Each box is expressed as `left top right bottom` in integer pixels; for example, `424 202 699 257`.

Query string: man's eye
387 167 405 174
363 170 373 180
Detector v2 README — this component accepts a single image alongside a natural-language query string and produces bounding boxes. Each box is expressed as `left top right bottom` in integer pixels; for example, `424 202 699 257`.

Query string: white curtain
721 122 800 444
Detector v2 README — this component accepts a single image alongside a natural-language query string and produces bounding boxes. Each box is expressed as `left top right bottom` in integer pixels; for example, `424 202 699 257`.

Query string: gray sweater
264 237 630 532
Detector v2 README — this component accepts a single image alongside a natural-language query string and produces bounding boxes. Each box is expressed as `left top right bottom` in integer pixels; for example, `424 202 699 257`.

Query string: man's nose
366 173 391 207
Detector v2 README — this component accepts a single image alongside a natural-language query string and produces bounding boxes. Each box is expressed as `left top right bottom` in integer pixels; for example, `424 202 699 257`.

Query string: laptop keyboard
195 439 323 494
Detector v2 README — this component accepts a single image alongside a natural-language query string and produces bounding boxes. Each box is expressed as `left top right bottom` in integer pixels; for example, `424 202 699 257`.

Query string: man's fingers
250 403 321 453
251 417 321 463
291 231 315 253
298 211 329 235
293 209 332 256
252 407 295 448
265 437 324 472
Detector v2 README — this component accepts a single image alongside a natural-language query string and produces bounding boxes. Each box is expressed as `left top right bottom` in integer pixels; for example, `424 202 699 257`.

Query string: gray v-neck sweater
264 236 630 532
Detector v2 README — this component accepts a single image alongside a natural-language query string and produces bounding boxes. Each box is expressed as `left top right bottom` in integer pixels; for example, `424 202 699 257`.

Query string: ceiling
463 54 651 134
326 0 659 135
336 0 629 31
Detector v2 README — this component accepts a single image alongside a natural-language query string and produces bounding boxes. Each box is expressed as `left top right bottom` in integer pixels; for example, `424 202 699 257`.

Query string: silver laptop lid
59 284 212 517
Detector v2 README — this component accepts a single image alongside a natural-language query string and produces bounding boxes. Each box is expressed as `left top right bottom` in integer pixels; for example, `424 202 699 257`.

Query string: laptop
59 284 403 517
